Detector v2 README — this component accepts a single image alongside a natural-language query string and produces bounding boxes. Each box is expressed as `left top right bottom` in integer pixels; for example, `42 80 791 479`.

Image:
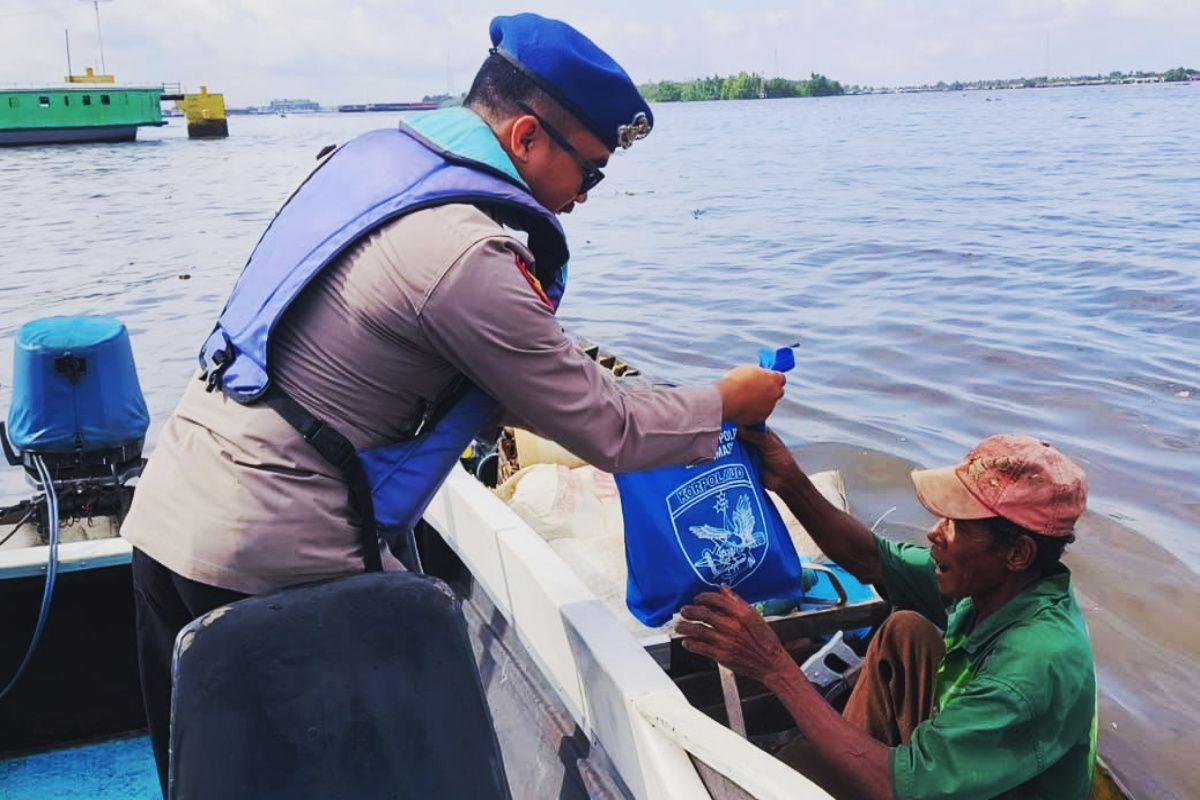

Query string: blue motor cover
7 316 149 453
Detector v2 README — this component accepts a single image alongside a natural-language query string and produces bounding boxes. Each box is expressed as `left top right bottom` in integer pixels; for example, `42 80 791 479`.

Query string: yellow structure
65 67 115 84
174 86 228 139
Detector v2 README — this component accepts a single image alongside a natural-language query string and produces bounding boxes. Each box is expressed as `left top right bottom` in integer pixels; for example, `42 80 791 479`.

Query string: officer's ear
508 114 540 164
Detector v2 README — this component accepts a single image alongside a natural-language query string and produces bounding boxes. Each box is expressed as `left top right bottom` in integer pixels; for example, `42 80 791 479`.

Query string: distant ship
336 101 441 113
0 69 164 147
266 98 320 114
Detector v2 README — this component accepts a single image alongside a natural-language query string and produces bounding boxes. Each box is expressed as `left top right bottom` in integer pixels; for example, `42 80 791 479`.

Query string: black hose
0 507 36 549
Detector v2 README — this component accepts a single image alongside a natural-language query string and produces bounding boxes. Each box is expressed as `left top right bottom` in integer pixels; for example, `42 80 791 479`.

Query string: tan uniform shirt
121 203 722 594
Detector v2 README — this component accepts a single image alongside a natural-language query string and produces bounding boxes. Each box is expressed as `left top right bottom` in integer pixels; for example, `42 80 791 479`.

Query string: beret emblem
616 112 652 149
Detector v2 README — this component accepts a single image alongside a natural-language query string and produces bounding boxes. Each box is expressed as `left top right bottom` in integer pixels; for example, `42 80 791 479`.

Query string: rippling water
1 84 1197 797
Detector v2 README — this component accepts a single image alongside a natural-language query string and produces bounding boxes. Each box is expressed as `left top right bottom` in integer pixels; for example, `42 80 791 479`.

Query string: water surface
1 84 1196 798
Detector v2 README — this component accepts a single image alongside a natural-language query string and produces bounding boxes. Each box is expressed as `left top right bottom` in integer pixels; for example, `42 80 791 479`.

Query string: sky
1 1 1197 105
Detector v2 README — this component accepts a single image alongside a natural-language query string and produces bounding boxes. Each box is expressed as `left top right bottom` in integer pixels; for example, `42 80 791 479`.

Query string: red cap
910 434 1087 537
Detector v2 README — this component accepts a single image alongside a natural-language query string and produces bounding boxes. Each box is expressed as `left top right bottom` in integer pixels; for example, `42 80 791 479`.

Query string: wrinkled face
506 111 610 214
926 518 1012 600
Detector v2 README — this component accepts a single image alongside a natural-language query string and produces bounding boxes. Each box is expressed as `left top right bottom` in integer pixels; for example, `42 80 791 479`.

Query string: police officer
121 13 785 793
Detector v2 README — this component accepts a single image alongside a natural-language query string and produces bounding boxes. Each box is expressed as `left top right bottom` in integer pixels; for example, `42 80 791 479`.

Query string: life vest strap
260 385 383 573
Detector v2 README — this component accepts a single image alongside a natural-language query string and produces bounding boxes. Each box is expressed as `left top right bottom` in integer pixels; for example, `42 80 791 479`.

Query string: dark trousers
132 548 249 798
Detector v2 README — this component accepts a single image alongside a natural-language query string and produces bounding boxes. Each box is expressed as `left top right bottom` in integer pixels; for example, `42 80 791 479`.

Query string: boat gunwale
0 86 165 94
0 535 130 578
423 464 839 800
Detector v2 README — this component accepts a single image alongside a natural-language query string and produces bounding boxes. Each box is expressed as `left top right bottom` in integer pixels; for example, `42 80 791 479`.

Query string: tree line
640 72 844 103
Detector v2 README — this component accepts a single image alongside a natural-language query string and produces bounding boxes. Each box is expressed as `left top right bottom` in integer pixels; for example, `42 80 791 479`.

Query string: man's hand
738 426 804 495
681 590 894 800
717 366 785 426
740 426 884 586
676 585 794 686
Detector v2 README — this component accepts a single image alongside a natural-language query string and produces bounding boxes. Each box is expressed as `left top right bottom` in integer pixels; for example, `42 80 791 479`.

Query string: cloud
1 0 1195 103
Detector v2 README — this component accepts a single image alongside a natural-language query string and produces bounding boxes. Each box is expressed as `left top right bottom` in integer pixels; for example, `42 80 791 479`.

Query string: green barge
0 84 164 147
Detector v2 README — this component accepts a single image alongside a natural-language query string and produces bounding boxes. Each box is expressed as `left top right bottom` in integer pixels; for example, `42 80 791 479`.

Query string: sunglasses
516 102 605 196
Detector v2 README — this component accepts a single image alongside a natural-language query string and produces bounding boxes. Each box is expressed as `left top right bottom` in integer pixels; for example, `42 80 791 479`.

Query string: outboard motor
1 316 149 525
0 316 148 702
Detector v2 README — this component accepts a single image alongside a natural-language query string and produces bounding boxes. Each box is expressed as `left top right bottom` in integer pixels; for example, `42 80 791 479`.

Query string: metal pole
65 29 73 78
93 0 106 75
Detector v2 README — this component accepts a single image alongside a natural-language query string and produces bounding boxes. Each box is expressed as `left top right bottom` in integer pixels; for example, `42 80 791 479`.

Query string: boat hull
0 125 140 146
0 562 144 752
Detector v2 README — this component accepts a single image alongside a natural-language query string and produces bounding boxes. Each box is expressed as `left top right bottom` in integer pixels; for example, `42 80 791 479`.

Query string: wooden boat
0 342 1136 799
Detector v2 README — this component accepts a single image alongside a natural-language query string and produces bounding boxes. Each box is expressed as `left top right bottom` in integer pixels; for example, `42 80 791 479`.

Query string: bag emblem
667 463 769 587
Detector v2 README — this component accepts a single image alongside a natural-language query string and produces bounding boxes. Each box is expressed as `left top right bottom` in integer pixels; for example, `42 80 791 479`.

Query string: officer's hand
738 426 804 494
717 365 785 426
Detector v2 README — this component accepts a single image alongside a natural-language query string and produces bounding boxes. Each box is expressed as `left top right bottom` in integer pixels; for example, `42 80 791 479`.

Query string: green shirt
874 537 1097 800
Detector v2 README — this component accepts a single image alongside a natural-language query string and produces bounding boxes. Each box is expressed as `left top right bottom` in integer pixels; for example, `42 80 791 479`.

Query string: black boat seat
168 572 510 800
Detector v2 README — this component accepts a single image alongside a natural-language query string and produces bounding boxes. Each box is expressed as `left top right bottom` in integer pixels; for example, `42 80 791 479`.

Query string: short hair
464 52 580 134
983 516 1074 575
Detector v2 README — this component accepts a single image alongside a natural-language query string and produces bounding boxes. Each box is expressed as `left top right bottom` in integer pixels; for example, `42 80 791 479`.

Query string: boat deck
1 734 157 799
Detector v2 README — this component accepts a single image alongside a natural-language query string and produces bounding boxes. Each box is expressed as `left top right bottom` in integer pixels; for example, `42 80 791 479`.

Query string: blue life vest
198 108 569 552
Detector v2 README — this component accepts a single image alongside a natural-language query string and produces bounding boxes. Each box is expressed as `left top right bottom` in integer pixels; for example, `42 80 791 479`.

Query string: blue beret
489 13 653 152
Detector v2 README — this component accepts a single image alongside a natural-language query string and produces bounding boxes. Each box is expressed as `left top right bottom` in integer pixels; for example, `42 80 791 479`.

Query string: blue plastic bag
616 423 806 627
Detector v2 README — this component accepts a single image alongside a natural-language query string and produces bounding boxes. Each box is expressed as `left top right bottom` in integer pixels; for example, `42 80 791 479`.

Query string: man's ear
1006 535 1037 572
508 115 539 163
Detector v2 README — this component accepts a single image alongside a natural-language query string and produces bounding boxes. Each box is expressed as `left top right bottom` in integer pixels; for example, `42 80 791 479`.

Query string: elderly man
678 431 1096 800
122 13 785 794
